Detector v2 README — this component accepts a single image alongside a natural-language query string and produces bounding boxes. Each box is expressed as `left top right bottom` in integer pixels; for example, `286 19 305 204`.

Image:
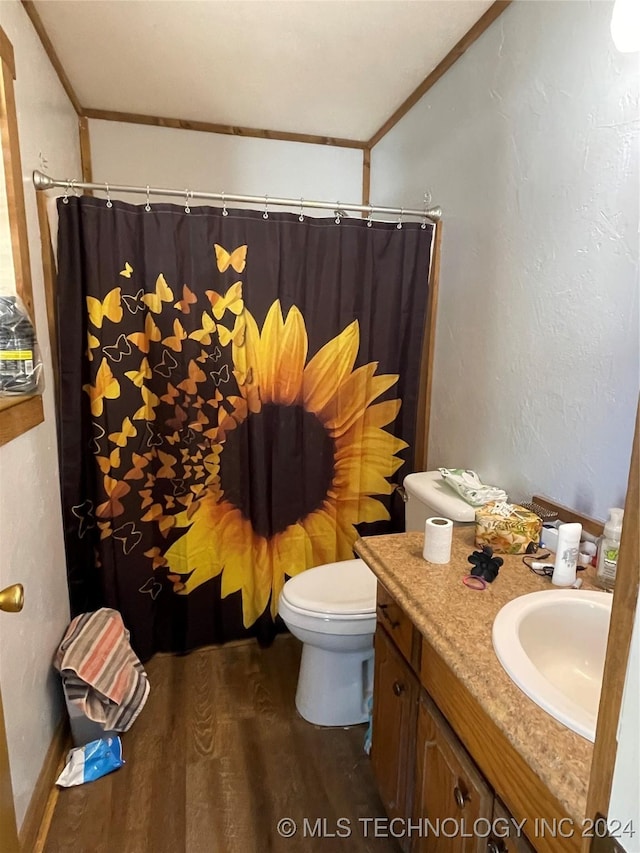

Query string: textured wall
0 0 80 827
89 119 364 213
370 0 639 520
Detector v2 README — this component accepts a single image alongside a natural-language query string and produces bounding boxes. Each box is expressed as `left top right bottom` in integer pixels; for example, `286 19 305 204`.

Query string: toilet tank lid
403 471 476 522
281 559 376 615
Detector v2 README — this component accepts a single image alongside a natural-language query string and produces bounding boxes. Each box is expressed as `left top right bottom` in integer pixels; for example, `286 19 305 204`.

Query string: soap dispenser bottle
596 508 624 590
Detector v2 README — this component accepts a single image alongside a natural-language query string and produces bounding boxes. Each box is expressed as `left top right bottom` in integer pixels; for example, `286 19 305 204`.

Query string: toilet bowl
278 558 376 726
279 471 477 727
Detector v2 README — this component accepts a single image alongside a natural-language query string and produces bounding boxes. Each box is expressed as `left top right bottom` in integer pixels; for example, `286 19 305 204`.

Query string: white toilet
278 471 475 726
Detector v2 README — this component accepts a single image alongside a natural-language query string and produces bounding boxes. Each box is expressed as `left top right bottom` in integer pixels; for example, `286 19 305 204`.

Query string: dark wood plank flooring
44 636 399 853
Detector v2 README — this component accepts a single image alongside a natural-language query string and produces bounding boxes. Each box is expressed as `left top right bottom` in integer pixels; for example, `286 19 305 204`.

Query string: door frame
0 681 20 853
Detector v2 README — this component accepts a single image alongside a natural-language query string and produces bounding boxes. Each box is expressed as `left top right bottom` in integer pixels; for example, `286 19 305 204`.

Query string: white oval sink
492 589 612 741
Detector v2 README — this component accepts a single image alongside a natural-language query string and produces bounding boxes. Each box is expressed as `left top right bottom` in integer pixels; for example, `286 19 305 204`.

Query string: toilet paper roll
423 517 454 564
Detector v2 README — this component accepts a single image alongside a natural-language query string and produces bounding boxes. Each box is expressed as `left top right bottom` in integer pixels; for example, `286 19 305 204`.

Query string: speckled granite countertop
354 527 597 822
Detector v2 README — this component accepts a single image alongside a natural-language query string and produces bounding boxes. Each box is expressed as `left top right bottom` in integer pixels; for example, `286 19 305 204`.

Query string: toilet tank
403 471 476 531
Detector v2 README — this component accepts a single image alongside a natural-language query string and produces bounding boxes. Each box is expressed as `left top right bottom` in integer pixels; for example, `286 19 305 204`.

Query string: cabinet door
377 584 415 664
371 625 418 825
487 800 537 853
413 693 493 853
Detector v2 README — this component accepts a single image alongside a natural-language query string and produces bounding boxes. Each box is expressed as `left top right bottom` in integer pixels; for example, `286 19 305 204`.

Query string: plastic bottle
552 522 582 587
0 295 37 394
596 508 624 590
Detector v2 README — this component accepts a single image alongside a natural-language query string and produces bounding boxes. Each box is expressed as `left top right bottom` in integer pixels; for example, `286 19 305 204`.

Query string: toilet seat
280 558 376 617
281 598 374 623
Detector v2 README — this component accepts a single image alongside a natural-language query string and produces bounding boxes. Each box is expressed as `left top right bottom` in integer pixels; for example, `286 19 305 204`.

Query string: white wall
0 0 80 827
370 0 639 521
89 119 363 213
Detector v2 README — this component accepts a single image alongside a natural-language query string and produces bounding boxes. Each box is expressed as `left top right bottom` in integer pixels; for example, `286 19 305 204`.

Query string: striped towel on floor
54 608 150 732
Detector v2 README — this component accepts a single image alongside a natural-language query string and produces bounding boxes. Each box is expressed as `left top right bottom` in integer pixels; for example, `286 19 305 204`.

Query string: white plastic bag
56 737 124 787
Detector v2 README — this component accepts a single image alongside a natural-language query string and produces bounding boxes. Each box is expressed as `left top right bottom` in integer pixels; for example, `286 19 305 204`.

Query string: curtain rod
31 170 441 223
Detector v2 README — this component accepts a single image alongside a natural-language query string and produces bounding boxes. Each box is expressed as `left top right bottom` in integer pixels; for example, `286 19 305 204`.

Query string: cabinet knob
379 604 400 629
453 781 469 809
392 680 405 697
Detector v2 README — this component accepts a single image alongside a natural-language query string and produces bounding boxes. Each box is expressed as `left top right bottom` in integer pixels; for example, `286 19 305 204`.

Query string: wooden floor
43 636 399 853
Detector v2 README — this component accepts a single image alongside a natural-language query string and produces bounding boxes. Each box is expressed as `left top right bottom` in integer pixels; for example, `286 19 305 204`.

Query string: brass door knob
0 584 24 613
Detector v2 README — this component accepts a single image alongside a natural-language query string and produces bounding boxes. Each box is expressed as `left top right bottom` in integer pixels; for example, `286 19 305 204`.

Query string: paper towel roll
423 517 453 564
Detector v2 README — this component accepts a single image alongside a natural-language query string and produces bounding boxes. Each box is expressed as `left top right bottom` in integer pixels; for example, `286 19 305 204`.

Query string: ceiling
32 0 495 142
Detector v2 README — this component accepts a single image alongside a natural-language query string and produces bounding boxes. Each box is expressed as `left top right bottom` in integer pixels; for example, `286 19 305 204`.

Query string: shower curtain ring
184 189 191 214
63 179 71 204
367 206 373 228
145 185 151 212
422 191 431 229
105 182 113 208
263 195 269 220
222 191 228 217
298 197 304 223
335 203 342 225
71 179 80 197
397 208 404 230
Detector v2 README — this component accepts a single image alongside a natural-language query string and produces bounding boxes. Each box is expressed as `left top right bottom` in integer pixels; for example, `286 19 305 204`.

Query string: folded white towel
438 468 508 507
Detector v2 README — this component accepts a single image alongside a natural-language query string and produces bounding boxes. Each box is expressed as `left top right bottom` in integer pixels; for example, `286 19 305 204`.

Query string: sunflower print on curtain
56 197 433 659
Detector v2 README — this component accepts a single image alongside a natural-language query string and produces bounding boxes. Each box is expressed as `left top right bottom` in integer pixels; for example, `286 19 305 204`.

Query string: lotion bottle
596 508 624 590
552 522 582 587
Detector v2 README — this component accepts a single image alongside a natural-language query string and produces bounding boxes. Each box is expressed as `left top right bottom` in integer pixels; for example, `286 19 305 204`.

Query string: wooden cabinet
413 693 493 853
371 625 418 833
371 583 542 853
486 801 537 853
377 584 415 664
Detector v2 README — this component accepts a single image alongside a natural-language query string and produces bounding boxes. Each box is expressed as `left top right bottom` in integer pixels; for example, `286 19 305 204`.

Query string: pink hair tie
462 574 487 591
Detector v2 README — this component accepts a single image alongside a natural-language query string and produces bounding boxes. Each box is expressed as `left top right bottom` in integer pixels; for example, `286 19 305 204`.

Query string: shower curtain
56 196 434 659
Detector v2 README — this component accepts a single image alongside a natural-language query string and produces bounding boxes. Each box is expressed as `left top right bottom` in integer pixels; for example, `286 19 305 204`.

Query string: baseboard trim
19 716 69 853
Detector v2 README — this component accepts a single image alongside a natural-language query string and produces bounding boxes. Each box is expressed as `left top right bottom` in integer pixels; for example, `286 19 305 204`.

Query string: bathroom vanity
355 528 596 853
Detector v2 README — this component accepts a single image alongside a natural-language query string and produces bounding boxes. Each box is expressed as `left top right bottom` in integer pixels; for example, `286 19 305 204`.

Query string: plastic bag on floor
56 736 124 787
